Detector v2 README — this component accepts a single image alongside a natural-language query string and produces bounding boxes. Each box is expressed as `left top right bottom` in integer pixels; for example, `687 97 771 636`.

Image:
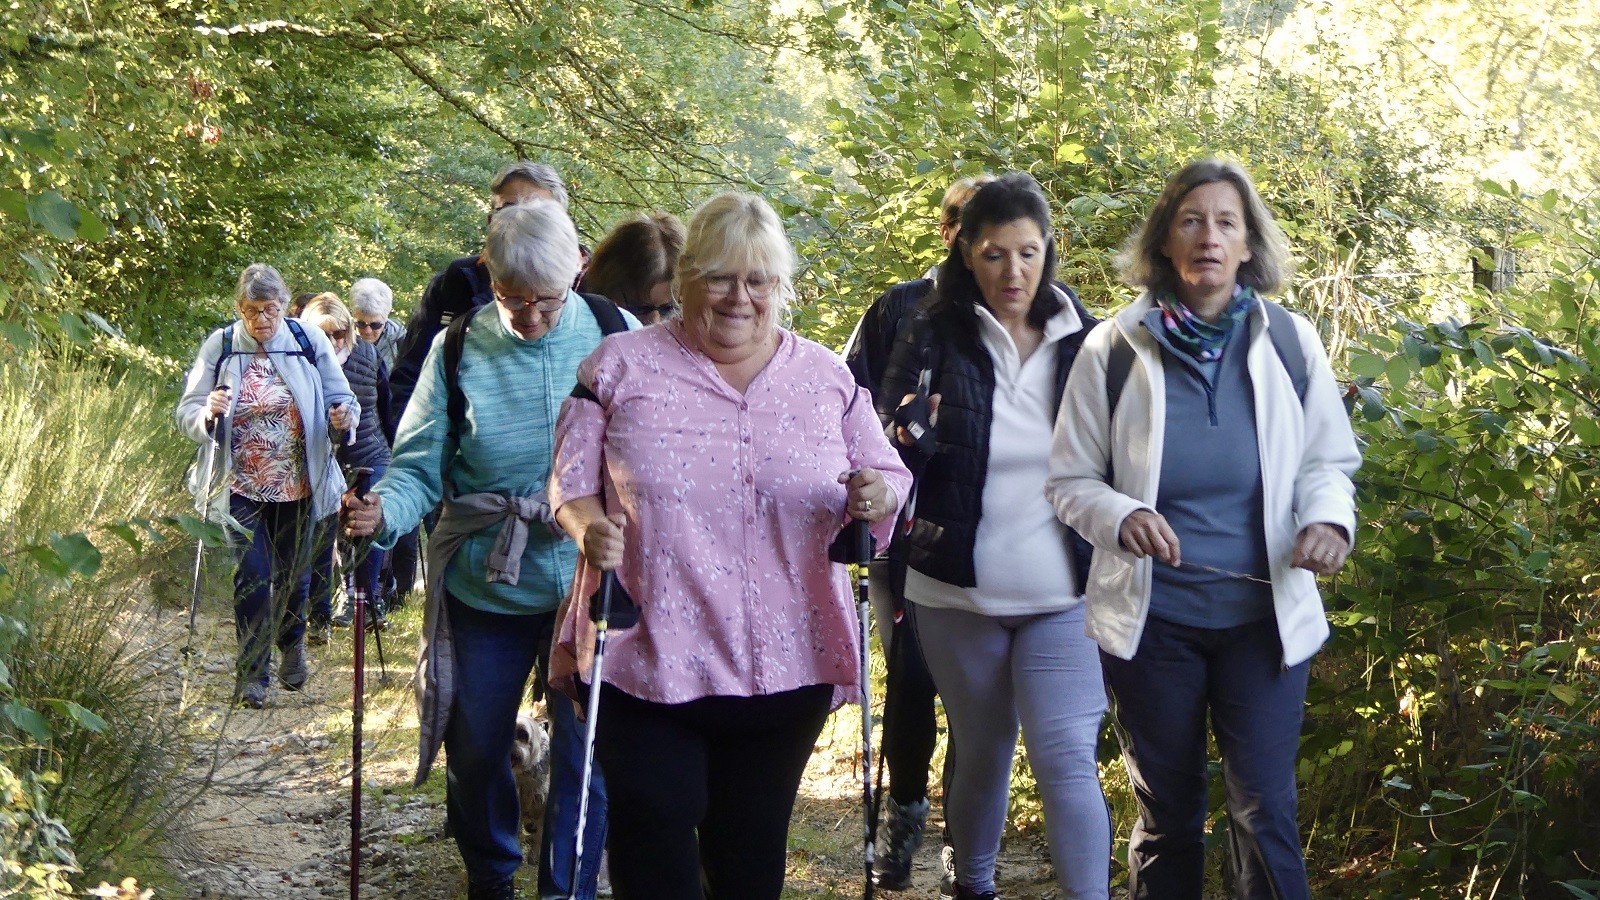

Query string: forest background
2 0 1599 897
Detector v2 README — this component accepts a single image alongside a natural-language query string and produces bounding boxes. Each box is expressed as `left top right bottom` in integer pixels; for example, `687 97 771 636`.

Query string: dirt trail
165 603 1063 899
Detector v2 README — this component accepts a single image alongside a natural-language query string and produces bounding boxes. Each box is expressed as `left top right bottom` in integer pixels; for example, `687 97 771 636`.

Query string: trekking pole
346 467 373 900
831 515 878 900
184 389 230 658
570 568 621 900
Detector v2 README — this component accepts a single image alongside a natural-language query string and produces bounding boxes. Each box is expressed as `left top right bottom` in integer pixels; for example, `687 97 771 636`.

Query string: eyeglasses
493 290 566 314
628 302 677 318
703 273 778 300
354 320 386 332
240 305 283 321
327 328 351 341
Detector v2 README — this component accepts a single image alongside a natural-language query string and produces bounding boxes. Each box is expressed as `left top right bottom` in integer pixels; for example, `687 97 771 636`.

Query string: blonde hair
300 293 353 333
678 192 797 318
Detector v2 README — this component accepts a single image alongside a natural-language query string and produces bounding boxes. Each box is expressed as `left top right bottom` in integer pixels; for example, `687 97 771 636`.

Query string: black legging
881 600 942 804
594 683 832 900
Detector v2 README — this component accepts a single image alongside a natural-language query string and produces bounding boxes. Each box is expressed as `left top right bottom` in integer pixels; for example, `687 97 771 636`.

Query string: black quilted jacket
877 285 1096 591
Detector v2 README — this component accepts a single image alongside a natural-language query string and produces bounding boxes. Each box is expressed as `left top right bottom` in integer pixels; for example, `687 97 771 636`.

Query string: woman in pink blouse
549 192 913 899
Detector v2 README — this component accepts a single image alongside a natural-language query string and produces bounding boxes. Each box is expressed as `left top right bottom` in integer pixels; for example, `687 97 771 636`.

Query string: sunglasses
327 328 351 341
354 320 386 332
629 302 676 318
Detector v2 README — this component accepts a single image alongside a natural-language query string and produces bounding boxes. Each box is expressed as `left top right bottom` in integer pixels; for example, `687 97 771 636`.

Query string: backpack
440 293 631 439
212 318 319 384
1105 299 1308 416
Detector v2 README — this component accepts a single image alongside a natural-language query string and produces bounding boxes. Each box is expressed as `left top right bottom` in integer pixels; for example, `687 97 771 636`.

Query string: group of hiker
177 155 1360 900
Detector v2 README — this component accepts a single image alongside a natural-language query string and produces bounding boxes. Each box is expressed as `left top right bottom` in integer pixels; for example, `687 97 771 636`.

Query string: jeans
594 683 832 900
444 593 550 884
229 492 312 686
309 464 387 623
1101 615 1312 900
917 603 1111 898
538 691 609 900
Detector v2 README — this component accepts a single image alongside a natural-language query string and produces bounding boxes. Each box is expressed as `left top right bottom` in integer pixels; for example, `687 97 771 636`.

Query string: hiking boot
465 877 515 900
872 795 930 890
953 887 997 900
278 641 308 691
940 842 958 896
305 623 331 647
239 681 268 709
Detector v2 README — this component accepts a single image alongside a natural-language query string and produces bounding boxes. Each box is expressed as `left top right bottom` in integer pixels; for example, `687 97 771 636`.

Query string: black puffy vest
338 338 393 471
877 289 1096 591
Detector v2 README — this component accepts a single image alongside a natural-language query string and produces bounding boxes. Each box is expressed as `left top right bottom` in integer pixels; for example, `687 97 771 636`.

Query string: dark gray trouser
1102 614 1312 900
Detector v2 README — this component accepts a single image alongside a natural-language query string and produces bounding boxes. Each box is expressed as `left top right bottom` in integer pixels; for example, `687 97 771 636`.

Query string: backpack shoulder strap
1262 301 1309 403
442 302 489 438
212 324 235 384
1105 324 1136 419
460 260 495 307
580 293 630 335
284 318 319 367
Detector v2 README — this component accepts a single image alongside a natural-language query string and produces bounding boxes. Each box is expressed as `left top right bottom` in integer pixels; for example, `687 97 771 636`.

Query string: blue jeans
538 691 608 900
444 593 551 885
308 464 387 623
1101 615 1311 900
229 492 312 686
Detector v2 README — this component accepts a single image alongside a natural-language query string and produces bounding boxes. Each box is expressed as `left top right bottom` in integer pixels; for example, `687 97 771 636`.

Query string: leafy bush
0 350 209 885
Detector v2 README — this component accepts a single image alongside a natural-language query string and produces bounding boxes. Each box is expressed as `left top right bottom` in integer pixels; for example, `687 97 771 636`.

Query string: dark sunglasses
328 328 351 341
629 302 676 318
354 320 386 332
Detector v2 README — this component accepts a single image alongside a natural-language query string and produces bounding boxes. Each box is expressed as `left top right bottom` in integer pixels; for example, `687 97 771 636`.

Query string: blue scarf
1154 286 1256 362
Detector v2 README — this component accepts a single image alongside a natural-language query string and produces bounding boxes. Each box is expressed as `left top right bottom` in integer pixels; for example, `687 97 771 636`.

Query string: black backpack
212 318 319 384
1104 299 1308 416
440 294 630 439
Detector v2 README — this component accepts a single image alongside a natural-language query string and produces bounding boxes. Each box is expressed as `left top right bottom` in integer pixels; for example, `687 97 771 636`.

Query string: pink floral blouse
231 357 309 502
549 322 912 708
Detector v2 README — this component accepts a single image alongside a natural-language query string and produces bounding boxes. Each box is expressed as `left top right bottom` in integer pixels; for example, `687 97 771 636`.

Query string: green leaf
1479 179 1510 198
2 699 52 741
164 514 229 547
44 699 108 732
1385 355 1412 390
48 532 101 578
26 191 82 242
0 188 26 220
0 656 10 689
1572 417 1600 447
76 210 109 242
1347 352 1388 378
107 522 143 550
1539 189 1559 211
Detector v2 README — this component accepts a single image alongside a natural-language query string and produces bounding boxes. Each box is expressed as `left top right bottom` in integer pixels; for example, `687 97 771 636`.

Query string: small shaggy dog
510 708 551 848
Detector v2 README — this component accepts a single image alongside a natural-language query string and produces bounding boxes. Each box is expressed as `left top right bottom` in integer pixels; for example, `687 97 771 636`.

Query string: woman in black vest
877 173 1109 900
300 294 393 634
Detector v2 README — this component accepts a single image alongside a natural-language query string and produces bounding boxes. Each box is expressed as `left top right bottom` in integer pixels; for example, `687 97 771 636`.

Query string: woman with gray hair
348 277 405 373
547 191 912 899
177 263 356 708
342 200 634 900
1046 158 1361 899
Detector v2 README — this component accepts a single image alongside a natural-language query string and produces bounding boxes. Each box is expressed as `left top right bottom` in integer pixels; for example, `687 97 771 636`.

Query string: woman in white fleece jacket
1046 158 1360 900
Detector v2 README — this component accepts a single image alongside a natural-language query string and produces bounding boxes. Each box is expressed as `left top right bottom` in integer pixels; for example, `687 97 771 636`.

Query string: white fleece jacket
1045 294 1360 667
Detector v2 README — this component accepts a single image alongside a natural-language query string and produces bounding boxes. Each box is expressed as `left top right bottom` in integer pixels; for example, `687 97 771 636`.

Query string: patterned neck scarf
1154 286 1256 362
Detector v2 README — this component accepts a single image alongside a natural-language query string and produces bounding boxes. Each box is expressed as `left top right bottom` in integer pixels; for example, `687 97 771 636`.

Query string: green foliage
0 763 79 899
0 352 206 882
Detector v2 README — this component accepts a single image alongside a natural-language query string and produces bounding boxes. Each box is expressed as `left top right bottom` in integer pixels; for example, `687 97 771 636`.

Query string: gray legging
916 602 1111 898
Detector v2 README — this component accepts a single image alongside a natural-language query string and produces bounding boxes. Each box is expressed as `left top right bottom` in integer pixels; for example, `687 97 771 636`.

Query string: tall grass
0 349 202 883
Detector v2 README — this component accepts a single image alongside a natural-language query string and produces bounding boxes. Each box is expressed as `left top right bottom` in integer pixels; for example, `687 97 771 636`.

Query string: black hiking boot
466 877 515 900
872 795 930 890
278 641 308 691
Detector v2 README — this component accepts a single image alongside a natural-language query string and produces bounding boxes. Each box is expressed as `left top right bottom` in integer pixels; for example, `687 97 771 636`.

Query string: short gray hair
236 263 289 306
1117 157 1292 296
483 200 581 297
348 277 394 318
490 161 568 210
678 192 796 316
